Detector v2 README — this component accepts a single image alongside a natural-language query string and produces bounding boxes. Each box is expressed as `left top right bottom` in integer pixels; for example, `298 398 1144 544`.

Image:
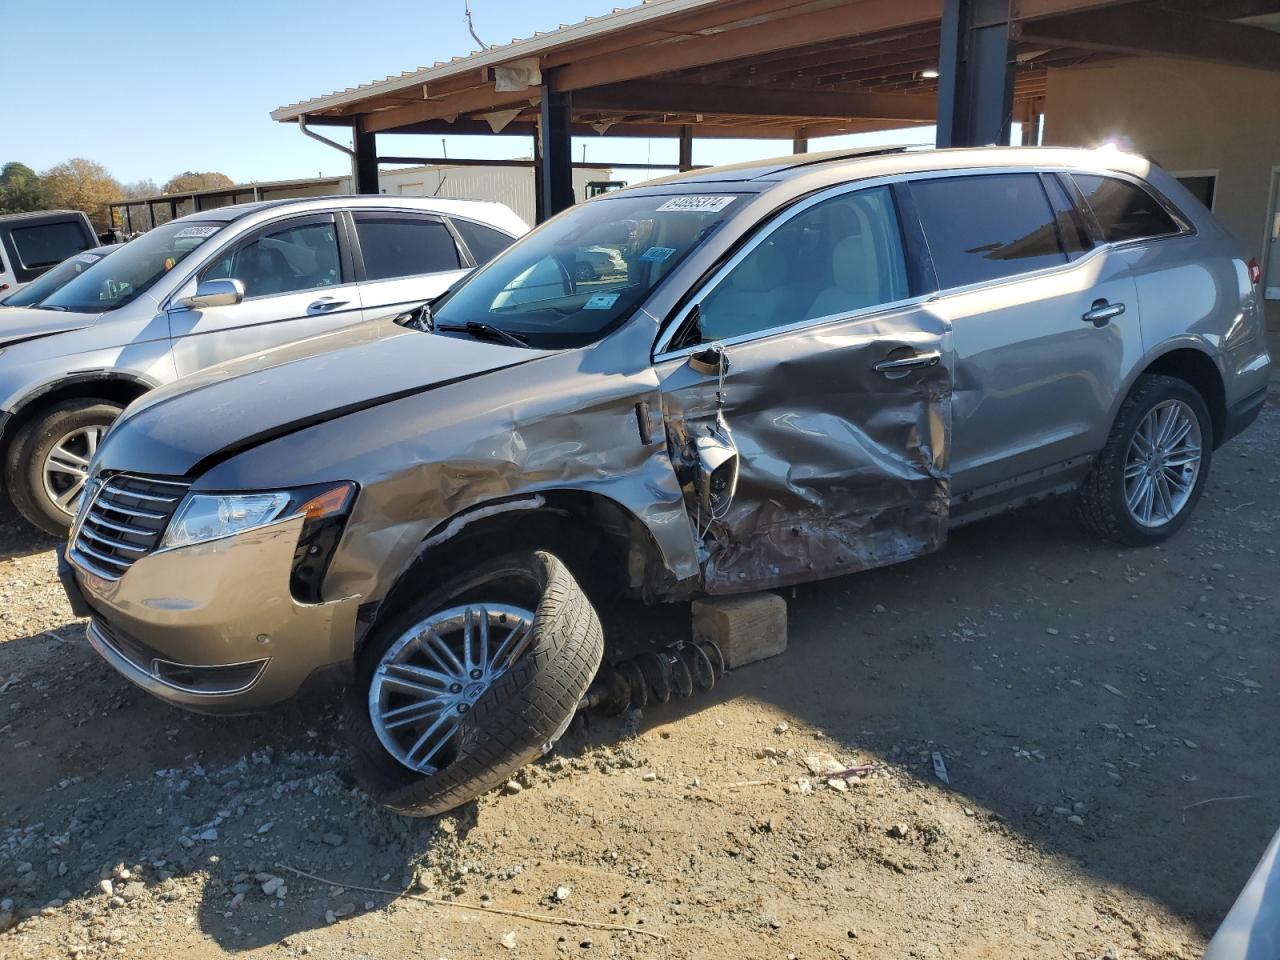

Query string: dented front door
653 183 952 594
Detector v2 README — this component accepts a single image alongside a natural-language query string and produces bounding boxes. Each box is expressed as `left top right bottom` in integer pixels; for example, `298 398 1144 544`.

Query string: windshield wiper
34 304 69 311
434 321 528 348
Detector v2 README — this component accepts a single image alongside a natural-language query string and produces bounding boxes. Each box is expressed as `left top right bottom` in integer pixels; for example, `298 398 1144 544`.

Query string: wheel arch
364 488 681 656
1123 342 1226 447
1 372 156 466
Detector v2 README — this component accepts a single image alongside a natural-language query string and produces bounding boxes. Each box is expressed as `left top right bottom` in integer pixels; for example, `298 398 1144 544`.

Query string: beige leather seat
700 242 792 340
806 218 885 321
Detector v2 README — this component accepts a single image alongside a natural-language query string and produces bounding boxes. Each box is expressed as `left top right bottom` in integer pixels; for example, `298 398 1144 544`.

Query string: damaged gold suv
59 146 1272 815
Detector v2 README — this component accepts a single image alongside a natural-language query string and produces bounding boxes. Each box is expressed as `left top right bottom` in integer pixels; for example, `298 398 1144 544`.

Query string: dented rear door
654 182 952 594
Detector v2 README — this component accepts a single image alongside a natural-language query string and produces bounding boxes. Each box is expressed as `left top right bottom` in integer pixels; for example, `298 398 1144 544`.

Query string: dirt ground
1 368 1278 960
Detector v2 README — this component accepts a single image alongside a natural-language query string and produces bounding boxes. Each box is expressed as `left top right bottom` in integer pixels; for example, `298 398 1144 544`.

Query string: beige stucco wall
1044 56 1280 327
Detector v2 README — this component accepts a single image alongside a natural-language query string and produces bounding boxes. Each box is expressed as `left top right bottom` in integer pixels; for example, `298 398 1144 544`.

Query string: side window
201 219 340 299
11 221 92 270
1072 174 1181 243
698 185 909 342
354 215 460 281
451 219 516 265
912 173 1066 289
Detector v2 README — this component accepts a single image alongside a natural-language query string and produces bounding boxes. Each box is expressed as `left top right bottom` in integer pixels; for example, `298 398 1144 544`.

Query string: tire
1077 374 1213 546
5 399 123 537
346 550 603 817
573 261 597 282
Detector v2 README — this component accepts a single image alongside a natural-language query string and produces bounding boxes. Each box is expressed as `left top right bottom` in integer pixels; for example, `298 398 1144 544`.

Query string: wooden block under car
691 592 787 669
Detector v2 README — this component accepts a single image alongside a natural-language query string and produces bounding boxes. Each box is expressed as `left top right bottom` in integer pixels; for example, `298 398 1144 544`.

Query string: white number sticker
656 195 737 213
173 225 219 239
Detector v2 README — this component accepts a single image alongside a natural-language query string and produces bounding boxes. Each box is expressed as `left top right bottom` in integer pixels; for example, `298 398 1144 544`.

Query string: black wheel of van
1077 374 1213 546
346 550 603 817
5 399 123 537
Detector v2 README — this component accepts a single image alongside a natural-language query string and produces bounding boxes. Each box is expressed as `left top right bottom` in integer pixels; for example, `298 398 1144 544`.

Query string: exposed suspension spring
579 639 726 715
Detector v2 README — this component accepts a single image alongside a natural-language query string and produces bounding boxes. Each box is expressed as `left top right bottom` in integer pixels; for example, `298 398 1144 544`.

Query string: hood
97 318 547 478
0 306 98 346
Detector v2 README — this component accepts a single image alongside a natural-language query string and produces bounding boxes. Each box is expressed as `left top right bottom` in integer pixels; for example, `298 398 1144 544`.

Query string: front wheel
346 551 603 816
1077 374 1213 546
5 399 122 537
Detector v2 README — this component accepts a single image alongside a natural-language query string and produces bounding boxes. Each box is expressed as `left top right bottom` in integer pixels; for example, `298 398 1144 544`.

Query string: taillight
1248 258 1262 286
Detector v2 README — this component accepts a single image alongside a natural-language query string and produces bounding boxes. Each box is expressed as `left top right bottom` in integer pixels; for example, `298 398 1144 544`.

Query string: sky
2 0 943 189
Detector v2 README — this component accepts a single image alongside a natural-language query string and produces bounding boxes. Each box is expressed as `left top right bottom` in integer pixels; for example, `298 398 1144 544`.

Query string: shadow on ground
1 403 1277 951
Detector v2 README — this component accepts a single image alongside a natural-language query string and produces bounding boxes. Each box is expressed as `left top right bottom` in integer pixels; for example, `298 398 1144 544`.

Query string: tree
41 158 122 229
163 171 234 194
0 161 47 213
120 178 159 200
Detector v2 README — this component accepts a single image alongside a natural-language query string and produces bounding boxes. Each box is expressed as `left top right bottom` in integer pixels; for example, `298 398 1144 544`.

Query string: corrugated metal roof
270 0 722 122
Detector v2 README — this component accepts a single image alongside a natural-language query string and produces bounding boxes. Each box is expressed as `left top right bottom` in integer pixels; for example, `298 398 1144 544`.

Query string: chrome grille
70 474 191 581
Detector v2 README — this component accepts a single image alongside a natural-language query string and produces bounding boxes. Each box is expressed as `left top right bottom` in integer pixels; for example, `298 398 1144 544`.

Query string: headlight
160 482 355 550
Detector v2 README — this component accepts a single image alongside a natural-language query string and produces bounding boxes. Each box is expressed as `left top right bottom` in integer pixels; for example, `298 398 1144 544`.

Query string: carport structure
271 0 1280 222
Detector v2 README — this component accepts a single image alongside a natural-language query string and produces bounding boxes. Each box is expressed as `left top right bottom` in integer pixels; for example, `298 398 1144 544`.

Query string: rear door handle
1082 300 1125 326
873 349 941 373
308 297 350 312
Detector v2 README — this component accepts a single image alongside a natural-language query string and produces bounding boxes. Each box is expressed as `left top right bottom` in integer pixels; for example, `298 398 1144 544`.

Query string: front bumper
60 514 361 714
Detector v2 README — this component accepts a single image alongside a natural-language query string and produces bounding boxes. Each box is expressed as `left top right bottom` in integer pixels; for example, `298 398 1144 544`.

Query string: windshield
431 192 743 348
39 220 224 313
2 247 114 308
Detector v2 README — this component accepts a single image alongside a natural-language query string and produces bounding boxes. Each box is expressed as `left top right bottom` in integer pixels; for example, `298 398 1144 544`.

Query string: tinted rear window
912 173 1066 288
1072 175 1181 243
355 215 460 281
452 219 515 265
10 220 92 270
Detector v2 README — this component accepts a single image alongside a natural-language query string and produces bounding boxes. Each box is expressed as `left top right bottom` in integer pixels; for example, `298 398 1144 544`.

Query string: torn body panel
180 315 703 612
657 305 952 594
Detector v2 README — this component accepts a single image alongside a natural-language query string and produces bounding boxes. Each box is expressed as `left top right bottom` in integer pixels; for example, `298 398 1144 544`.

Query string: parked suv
0 210 97 298
0 196 526 534
59 147 1271 816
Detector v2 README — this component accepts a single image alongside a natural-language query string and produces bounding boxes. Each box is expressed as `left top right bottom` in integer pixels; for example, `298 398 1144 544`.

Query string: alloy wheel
41 424 106 516
1123 399 1202 528
369 603 537 774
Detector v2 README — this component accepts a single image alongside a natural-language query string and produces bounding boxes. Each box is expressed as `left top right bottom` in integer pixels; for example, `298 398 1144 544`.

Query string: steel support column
538 72 575 222
678 126 694 171
935 0 1016 148
792 132 809 154
352 122 380 194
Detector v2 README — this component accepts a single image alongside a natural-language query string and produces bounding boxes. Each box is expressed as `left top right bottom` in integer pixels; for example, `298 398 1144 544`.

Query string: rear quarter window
451 218 515 265
911 173 1067 289
1072 174 1182 243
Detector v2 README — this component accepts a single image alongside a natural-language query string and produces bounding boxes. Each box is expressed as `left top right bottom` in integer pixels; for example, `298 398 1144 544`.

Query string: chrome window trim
650 162 1189 361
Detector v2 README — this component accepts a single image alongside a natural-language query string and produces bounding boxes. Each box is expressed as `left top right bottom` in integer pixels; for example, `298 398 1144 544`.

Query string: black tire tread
5 398 122 537
1076 374 1212 546
347 551 603 817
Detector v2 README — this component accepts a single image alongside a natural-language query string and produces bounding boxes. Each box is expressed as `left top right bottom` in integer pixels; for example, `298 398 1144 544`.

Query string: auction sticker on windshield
584 293 621 310
656 196 737 213
173 225 220 239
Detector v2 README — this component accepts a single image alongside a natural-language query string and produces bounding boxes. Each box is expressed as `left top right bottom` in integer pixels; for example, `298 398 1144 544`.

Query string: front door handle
873 349 941 373
308 297 350 312
1082 299 1125 326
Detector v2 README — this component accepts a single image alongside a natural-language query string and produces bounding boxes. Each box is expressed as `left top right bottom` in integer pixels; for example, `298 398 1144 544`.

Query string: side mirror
694 416 740 521
181 278 244 310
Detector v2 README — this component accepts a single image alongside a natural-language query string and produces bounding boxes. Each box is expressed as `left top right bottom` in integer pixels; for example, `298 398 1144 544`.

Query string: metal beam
353 123 379 194
574 80 937 121
377 155 679 171
678 126 694 171
538 72 574 221
936 0 1015 147
1020 4 1280 72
